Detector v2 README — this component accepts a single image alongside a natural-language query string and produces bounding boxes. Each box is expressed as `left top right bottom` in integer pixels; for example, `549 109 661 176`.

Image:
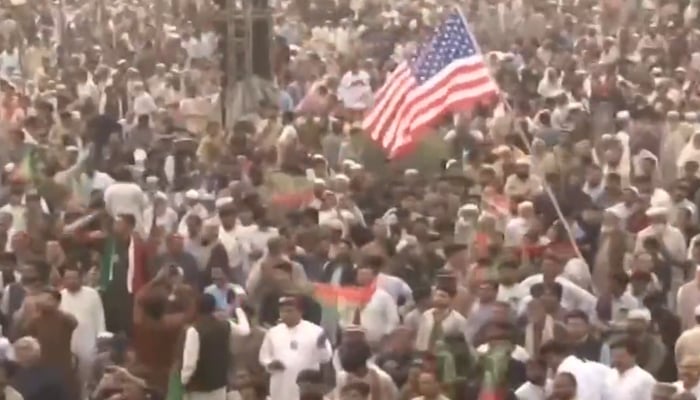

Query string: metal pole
223 0 237 131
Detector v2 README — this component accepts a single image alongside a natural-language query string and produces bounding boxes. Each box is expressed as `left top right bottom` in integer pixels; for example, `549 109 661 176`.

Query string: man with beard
621 308 667 377
259 261 321 326
184 216 229 286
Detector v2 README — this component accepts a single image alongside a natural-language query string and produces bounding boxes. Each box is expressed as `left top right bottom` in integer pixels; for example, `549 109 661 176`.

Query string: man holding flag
100 213 150 336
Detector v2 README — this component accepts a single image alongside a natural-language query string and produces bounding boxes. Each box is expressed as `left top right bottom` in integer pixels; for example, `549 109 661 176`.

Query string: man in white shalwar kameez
259 296 332 400
59 266 106 396
541 341 612 400
606 338 656 400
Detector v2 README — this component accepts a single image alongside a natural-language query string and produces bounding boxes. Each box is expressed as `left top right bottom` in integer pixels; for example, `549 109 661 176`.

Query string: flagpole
454 7 588 266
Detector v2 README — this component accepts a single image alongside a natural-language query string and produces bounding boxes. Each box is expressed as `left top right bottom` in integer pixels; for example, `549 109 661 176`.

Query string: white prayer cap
154 191 167 201
145 175 159 183
615 110 630 120
396 235 418 253
341 159 357 168
459 204 479 214
65 145 79 152
667 110 680 118
3 163 14 173
445 159 459 169
623 186 640 196
686 112 698 120
645 206 668 217
97 332 114 340
185 189 199 200
404 169 419 175
334 174 350 183
470 129 485 141
627 308 651 322
675 66 687 73
133 148 147 162
215 197 233 208
444 129 457 141
311 154 326 161
201 192 215 201
349 163 363 171
313 178 326 186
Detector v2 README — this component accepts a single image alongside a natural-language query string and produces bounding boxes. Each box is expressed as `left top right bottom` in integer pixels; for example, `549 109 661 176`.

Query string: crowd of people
4 0 700 399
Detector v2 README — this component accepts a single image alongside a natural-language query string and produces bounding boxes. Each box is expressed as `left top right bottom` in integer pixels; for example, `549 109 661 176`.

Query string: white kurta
59 287 106 383
555 355 612 400
259 320 332 400
606 365 656 400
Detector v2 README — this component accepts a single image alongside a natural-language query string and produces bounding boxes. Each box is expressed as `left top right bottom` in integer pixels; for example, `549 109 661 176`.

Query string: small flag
13 147 40 183
363 12 498 158
312 281 376 319
478 346 511 400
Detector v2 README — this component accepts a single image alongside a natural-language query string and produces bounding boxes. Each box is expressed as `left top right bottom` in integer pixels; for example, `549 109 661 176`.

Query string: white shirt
515 381 549 400
338 288 399 344
259 320 332 400
338 70 373 110
181 309 251 386
277 124 298 146
606 365 656 400
376 273 413 305
555 355 612 400
77 79 100 105
414 308 468 352
518 275 597 317
104 182 147 228
132 91 158 116
235 225 280 258
59 287 106 357
477 343 530 362
219 227 248 271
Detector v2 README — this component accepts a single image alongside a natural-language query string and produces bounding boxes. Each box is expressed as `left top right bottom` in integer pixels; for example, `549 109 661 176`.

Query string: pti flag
363 12 498 158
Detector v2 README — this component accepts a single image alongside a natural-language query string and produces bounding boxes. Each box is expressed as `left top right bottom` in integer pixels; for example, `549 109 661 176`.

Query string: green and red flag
312 280 377 319
478 346 511 400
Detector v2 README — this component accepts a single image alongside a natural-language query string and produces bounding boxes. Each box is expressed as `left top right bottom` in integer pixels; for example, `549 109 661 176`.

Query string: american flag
363 13 498 158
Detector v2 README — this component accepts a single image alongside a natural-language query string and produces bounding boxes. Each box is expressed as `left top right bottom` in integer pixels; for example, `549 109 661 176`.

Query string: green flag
100 236 116 291
14 147 40 183
167 369 184 400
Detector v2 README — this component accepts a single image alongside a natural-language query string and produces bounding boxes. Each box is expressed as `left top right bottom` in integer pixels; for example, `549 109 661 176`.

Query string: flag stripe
362 13 498 158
